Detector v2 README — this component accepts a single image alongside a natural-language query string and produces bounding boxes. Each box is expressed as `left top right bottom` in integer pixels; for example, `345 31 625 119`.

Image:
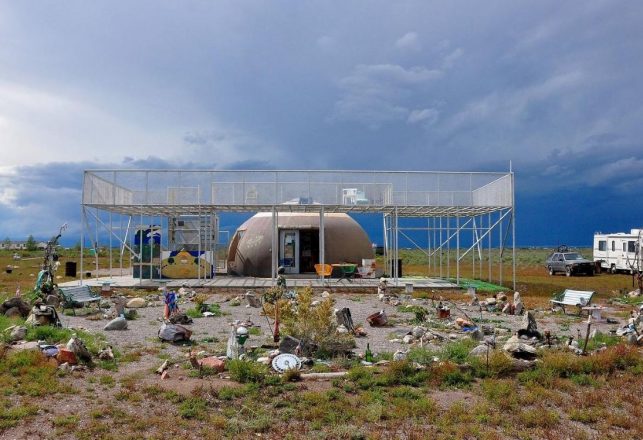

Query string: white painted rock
402 335 414 344
126 298 146 308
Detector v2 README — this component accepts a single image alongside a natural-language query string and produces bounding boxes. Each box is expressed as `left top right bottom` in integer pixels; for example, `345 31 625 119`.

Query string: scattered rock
10 341 39 351
503 336 537 360
156 360 169 374
158 323 192 342
161 370 169 380
98 346 114 361
412 326 426 339
112 296 127 316
198 357 225 372
9 326 27 342
245 291 262 308
126 298 146 308
514 292 524 315
469 345 489 357
366 310 388 327
256 357 271 365
496 293 508 302
481 325 494 335
104 317 128 331
518 310 540 339
336 325 348 334
486 298 497 306
321 291 330 298
169 313 193 325
393 350 407 361
468 329 483 341
45 295 61 307
279 336 303 354
0 297 31 318
402 335 414 344
67 337 92 363
57 348 78 365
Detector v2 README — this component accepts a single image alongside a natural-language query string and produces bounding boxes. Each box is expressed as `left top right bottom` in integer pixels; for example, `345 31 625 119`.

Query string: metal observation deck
82 170 513 217
80 169 515 288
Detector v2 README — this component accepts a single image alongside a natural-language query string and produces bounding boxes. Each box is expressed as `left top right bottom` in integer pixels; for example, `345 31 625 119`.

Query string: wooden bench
59 285 102 315
550 289 594 315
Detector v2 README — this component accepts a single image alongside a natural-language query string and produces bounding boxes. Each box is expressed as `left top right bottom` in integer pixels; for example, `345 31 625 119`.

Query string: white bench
59 285 102 315
550 289 594 314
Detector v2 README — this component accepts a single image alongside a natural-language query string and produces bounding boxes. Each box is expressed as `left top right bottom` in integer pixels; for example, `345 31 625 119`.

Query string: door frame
279 229 300 274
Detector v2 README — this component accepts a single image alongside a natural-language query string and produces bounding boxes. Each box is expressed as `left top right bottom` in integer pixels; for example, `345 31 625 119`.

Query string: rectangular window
623 243 627 252
628 241 636 253
598 241 606 251
612 241 615 251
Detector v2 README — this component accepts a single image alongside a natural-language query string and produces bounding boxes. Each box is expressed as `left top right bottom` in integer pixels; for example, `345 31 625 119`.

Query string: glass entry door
279 230 299 274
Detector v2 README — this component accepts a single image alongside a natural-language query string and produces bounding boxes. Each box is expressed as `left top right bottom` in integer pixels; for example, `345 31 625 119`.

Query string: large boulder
0 297 31 318
158 323 192 342
9 326 27 342
104 317 128 331
503 336 537 360
126 298 146 308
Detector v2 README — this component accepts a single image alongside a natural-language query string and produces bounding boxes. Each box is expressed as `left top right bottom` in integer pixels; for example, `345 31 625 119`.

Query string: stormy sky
1 1 642 246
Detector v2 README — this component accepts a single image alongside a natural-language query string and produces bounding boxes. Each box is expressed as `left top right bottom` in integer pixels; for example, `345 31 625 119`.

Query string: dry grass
1 248 642 439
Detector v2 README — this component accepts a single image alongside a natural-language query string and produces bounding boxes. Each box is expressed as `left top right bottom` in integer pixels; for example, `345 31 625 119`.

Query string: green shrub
178 397 208 420
227 359 268 384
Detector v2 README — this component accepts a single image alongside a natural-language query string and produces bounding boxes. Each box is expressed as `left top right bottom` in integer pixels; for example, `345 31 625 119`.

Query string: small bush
179 397 208 420
442 339 477 364
379 360 429 387
227 359 268 384
407 347 439 365
282 368 302 382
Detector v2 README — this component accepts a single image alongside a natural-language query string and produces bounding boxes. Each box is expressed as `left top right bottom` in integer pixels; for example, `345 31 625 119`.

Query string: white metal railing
83 169 513 209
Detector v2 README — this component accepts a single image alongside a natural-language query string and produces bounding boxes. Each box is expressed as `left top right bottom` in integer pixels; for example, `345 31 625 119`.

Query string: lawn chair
314 264 333 286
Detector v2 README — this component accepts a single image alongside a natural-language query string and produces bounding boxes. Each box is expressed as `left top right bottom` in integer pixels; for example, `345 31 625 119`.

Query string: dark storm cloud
1 1 642 244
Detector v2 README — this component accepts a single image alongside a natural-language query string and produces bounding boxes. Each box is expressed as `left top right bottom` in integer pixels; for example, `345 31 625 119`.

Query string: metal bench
550 289 594 315
59 285 102 315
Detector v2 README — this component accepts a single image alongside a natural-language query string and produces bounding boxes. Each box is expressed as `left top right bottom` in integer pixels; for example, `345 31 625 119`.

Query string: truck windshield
563 253 583 260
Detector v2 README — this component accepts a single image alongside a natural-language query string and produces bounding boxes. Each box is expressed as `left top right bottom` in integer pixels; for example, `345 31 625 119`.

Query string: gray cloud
1 1 643 244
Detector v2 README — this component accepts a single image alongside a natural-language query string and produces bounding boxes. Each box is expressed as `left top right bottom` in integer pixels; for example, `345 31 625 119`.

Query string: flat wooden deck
58 275 458 290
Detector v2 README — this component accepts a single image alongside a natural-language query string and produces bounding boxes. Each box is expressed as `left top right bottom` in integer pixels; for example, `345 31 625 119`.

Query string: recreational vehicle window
611 241 615 251
598 241 606 251
628 241 636 253
623 243 627 252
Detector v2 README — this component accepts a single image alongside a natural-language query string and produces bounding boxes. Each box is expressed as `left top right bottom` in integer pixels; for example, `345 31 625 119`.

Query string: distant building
0 241 47 250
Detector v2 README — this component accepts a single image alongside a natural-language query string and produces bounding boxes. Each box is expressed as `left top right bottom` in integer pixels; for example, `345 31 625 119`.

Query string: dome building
227 212 374 277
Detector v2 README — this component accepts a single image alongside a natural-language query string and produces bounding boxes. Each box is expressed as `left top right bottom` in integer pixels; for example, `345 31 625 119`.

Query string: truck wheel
548 266 554 276
610 265 616 274
565 266 572 277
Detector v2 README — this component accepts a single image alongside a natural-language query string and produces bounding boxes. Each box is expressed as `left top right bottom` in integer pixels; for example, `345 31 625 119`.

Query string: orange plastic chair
314 264 333 285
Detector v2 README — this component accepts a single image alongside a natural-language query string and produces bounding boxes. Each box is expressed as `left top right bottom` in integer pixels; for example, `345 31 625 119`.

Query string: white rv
593 229 642 273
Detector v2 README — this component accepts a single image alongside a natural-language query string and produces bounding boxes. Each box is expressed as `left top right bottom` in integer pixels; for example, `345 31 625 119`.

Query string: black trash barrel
397 259 403 278
65 261 77 277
